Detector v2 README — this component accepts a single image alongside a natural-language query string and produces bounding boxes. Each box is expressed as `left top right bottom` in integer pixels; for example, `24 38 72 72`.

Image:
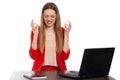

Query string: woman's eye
44 15 56 19
44 15 48 18
51 15 55 18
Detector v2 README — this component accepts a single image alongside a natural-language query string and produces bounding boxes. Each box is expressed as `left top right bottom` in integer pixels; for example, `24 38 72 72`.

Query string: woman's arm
30 19 39 50
32 33 38 50
29 20 40 59
29 31 39 60
63 33 69 52
63 21 72 53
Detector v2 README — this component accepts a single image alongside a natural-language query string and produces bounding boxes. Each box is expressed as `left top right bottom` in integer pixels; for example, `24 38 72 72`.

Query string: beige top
43 27 57 67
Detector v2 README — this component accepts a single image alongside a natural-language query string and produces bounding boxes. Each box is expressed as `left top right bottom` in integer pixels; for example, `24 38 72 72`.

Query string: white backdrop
0 0 120 80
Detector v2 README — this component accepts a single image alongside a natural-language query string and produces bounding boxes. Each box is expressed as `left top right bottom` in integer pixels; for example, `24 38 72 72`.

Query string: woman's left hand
64 21 72 34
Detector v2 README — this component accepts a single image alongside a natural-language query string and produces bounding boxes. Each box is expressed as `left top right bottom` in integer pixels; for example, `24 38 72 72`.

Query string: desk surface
10 71 115 80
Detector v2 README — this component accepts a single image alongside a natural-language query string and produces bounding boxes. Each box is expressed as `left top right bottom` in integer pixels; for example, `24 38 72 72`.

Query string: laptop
59 47 115 79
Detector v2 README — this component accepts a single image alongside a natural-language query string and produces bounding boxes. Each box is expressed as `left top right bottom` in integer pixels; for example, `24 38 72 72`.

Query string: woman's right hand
30 19 39 36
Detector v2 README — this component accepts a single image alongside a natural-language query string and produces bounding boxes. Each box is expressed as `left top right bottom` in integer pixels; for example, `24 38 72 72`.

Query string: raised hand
64 21 72 35
30 19 39 35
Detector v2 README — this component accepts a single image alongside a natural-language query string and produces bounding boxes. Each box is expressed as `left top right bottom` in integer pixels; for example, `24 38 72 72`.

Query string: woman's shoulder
61 27 65 32
61 27 65 37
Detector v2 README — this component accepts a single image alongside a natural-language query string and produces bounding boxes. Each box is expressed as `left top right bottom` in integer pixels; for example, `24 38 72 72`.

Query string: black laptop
59 47 115 79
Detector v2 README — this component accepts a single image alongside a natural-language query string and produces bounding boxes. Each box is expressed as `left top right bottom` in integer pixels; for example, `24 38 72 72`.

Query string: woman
29 2 72 71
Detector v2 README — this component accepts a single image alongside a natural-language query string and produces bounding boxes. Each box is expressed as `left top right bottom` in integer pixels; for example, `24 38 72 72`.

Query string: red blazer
29 28 70 71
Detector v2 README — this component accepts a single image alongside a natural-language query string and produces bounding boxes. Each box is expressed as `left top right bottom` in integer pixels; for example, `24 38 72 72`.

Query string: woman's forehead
43 9 56 15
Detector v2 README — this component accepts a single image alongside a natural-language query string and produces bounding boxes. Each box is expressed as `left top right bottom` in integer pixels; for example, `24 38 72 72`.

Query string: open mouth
47 21 53 25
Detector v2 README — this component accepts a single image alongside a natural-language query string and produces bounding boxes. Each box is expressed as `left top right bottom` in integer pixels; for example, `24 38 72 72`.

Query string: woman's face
43 9 56 28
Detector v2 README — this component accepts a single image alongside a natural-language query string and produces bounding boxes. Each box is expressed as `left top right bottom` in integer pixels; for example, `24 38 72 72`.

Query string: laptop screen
79 47 115 78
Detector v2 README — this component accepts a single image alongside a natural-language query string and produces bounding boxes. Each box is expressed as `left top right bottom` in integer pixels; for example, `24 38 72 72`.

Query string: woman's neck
46 26 54 32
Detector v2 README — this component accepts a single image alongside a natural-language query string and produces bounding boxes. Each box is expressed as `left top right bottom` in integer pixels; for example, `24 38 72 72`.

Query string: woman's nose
48 17 51 20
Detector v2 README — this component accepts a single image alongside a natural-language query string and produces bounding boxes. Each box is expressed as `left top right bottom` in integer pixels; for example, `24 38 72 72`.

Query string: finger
68 21 71 26
65 23 69 29
30 20 34 26
68 21 72 28
64 23 67 29
36 24 40 27
31 19 35 28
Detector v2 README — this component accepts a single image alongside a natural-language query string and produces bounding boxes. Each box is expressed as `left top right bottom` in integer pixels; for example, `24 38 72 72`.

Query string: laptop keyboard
59 71 80 79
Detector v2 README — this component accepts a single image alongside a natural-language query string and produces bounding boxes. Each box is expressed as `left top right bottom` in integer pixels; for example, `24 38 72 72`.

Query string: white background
0 0 120 80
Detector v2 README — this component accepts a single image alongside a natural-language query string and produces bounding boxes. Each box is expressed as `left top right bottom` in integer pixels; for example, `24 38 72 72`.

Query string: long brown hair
39 2 63 53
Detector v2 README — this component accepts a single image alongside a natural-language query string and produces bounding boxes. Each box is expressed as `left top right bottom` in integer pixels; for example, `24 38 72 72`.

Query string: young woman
29 2 72 71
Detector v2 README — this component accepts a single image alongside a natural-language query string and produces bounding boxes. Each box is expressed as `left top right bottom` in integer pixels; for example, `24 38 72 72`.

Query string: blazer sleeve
29 31 39 60
61 49 70 60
